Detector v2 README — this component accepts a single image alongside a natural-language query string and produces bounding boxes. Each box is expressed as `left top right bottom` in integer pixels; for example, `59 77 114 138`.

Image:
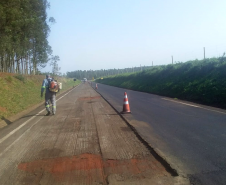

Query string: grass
0 74 80 120
96 57 226 109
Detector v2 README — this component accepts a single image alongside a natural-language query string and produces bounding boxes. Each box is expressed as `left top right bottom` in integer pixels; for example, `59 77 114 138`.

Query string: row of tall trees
0 0 54 74
67 66 153 80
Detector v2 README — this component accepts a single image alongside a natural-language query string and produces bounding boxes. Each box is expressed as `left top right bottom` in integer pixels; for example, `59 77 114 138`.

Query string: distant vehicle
83 78 87 82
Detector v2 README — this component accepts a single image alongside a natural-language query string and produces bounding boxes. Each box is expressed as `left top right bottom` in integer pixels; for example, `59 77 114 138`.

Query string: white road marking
0 85 80 145
0 109 45 144
162 98 200 108
162 98 226 115
0 116 44 158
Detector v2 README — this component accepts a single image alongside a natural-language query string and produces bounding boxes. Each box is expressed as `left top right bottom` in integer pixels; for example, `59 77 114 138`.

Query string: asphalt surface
0 84 188 185
92 82 226 185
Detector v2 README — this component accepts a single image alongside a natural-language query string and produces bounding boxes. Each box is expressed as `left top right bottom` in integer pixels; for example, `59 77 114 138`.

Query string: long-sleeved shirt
41 78 52 94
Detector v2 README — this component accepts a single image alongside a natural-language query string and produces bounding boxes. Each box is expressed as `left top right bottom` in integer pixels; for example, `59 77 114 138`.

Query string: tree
0 0 55 74
51 55 61 77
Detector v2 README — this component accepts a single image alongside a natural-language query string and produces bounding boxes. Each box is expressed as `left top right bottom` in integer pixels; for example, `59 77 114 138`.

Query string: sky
44 0 226 74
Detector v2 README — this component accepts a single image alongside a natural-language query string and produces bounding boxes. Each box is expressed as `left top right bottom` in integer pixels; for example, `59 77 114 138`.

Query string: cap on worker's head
46 74 51 79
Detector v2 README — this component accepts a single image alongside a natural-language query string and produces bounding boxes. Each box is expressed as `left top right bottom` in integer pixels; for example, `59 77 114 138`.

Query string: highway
92 82 226 185
0 84 185 185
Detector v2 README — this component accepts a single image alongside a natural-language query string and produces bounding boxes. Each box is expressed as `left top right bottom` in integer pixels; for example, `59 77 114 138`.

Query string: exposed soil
0 106 6 112
18 153 167 183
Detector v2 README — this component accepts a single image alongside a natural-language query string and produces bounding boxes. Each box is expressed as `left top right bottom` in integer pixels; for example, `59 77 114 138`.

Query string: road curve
92 82 226 185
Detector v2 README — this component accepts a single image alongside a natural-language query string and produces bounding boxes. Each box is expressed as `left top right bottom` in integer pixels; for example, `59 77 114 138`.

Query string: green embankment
0 74 80 120
96 58 226 109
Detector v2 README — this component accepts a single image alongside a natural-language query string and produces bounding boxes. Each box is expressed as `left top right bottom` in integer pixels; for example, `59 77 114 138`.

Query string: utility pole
204 47 205 60
172 56 173 64
152 61 153 67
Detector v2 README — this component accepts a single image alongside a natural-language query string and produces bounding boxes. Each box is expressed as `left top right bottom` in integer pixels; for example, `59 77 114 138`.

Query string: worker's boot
52 106 56 115
45 111 51 116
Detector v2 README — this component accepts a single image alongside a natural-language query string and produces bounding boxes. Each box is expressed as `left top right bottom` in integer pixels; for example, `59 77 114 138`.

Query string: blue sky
45 0 226 74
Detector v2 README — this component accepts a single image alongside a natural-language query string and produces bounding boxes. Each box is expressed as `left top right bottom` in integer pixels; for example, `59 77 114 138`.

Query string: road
92 82 226 185
0 84 188 185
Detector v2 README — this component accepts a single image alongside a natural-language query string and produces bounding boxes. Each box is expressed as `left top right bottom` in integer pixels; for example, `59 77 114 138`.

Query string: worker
41 74 57 116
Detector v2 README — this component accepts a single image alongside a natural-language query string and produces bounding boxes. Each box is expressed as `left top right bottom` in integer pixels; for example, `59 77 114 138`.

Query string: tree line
0 0 56 74
67 66 154 80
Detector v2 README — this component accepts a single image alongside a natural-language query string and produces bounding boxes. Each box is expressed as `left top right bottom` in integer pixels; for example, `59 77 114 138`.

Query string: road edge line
0 116 44 157
0 85 80 130
0 85 80 144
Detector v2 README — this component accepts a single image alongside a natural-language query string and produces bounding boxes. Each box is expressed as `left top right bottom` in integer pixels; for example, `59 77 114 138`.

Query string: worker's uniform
41 78 56 114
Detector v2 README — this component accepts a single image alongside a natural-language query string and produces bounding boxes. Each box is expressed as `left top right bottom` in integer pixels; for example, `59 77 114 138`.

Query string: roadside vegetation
67 66 152 80
0 0 76 122
96 57 226 109
0 73 80 120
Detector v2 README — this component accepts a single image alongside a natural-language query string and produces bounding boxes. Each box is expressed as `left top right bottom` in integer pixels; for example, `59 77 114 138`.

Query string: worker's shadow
1 117 12 125
21 114 43 118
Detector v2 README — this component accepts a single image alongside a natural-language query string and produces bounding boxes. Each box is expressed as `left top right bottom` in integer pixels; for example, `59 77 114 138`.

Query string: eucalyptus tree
0 0 54 74
51 55 60 77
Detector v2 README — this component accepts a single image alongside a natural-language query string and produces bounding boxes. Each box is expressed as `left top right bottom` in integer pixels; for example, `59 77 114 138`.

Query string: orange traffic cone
96 84 98 89
121 92 131 114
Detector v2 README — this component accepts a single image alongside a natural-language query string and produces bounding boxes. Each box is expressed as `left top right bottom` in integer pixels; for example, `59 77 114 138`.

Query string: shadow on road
21 114 44 118
1 116 12 125
102 114 118 115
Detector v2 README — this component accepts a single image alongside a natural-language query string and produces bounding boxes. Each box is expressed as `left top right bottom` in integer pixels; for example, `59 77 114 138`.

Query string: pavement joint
91 83 192 185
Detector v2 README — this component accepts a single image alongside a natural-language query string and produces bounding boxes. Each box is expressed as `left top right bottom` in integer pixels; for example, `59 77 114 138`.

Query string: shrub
14 74 25 83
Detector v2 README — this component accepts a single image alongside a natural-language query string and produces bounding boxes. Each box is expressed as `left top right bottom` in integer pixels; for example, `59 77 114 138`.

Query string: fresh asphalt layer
92 82 226 185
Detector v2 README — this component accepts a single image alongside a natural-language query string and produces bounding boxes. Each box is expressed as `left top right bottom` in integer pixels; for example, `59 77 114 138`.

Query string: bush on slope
96 58 226 109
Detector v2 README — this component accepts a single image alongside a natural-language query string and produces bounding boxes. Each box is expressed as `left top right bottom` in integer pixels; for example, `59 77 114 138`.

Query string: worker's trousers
45 91 56 113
